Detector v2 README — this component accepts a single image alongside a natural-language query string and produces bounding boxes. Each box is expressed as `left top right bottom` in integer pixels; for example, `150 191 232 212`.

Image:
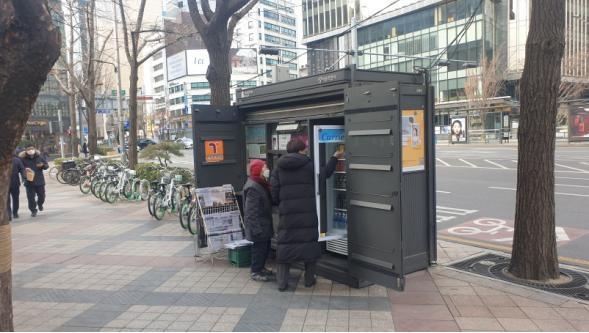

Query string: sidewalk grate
450 253 589 301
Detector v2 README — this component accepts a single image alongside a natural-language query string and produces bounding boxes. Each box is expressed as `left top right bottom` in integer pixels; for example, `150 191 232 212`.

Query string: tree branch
117 0 133 63
228 0 258 46
201 0 214 22
186 0 208 34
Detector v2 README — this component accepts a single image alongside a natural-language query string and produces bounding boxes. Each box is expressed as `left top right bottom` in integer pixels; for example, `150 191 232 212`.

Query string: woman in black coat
243 159 274 282
270 138 342 291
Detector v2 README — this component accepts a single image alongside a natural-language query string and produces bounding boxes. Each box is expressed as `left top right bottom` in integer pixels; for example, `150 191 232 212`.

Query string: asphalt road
170 144 589 267
436 144 589 267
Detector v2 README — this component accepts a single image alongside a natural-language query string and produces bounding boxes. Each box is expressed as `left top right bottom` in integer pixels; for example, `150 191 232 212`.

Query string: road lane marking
556 183 589 188
556 176 589 181
511 160 518 163
436 158 450 166
436 190 451 194
459 159 478 168
436 206 478 223
484 159 508 169
555 227 570 241
581 162 589 167
555 163 588 172
489 186 589 197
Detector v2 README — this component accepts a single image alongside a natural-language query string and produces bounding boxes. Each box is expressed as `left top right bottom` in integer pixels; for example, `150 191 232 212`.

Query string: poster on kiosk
313 125 348 255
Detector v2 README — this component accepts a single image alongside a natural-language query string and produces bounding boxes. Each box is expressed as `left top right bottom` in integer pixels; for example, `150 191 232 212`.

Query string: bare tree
117 0 193 168
463 55 504 137
186 0 259 106
556 50 589 124
0 0 61 329
509 0 565 281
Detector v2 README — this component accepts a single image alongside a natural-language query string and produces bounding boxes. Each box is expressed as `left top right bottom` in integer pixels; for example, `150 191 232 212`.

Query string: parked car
175 137 193 149
137 139 157 150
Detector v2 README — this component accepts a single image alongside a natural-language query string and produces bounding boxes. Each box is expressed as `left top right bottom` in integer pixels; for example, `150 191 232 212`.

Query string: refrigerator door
344 82 405 290
313 125 346 253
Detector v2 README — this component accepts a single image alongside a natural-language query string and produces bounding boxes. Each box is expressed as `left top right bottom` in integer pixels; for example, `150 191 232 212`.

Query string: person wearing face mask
243 159 275 282
270 138 344 291
18 146 49 217
7 149 26 221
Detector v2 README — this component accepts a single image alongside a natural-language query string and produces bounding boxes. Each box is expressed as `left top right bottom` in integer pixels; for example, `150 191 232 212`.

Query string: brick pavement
8 177 589 331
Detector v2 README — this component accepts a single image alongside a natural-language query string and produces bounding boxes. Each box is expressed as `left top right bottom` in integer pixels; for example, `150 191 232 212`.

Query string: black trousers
6 186 20 216
26 185 45 212
277 261 316 290
250 240 271 273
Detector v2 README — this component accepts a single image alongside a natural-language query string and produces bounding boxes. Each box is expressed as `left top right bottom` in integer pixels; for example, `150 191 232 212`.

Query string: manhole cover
450 253 589 301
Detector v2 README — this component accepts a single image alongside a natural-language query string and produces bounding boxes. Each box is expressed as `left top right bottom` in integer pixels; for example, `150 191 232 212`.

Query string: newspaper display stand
193 184 245 260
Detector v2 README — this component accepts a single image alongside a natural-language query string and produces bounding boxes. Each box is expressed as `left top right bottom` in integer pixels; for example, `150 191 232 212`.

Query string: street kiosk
191 67 436 291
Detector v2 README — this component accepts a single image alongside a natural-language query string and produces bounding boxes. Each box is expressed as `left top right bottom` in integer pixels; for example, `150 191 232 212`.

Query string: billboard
230 48 258 75
450 117 467 143
569 108 589 142
186 49 209 75
402 109 425 172
167 51 187 80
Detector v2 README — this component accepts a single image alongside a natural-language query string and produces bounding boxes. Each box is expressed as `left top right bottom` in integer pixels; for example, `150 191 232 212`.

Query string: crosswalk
436 158 589 173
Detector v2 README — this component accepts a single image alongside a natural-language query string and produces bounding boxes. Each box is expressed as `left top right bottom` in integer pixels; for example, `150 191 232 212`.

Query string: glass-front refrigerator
313 125 348 255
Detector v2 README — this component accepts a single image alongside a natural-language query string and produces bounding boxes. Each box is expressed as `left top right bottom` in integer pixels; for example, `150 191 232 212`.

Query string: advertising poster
166 51 187 80
230 48 258 75
450 117 467 143
204 140 224 163
278 134 291 150
569 108 589 142
402 109 425 172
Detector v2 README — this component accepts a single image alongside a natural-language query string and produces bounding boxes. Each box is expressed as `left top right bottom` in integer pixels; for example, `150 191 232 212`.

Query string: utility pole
113 1 126 161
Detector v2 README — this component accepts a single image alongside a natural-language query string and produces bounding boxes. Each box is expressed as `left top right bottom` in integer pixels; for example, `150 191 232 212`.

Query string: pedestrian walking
7 149 25 221
243 159 275 282
270 138 343 291
82 142 89 158
19 146 49 217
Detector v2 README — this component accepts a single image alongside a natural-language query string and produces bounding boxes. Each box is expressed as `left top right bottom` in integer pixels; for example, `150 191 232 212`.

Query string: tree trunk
68 92 78 157
128 64 139 168
86 0 98 155
509 0 565 281
204 30 231 106
0 1 61 330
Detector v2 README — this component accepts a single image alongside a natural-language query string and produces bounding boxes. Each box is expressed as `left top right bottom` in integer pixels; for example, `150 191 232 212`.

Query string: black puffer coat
243 178 273 242
270 153 337 263
19 150 48 187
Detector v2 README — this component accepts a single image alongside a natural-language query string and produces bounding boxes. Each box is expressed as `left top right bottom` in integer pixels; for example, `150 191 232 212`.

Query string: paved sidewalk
9 178 589 331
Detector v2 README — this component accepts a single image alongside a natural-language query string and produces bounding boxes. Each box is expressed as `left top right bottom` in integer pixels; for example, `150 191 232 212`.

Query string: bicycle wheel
153 194 166 220
179 200 190 229
98 181 110 202
67 170 81 186
170 188 181 214
91 179 102 198
105 182 119 203
147 192 156 216
187 205 202 237
138 179 150 201
122 180 134 200
56 170 67 184
79 175 91 194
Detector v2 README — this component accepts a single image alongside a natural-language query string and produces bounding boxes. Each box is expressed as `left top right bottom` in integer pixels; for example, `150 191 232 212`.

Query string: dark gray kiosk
191 67 436 291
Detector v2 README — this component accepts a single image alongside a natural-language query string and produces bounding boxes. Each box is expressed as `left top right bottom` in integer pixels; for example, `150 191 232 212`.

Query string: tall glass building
303 0 589 141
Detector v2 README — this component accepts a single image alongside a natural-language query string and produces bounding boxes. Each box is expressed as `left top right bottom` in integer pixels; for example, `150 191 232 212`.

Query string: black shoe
38 205 43 211
13 213 19 219
31 210 37 217
305 279 316 288
260 268 275 277
278 285 288 292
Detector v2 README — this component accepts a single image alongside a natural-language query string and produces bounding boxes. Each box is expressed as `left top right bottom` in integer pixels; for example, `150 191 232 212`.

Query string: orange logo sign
205 140 224 162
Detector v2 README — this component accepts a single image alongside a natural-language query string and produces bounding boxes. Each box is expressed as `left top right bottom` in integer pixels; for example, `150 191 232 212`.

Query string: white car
176 137 193 149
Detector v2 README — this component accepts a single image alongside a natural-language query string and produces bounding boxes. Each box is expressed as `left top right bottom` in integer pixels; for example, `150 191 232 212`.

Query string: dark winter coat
10 156 25 189
19 150 48 187
243 178 273 242
270 153 337 263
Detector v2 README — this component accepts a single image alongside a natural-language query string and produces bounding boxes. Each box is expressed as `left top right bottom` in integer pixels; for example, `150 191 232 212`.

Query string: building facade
303 0 589 142
150 0 301 140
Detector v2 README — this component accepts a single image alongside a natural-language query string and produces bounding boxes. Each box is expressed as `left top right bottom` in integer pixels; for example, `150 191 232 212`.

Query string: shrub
139 142 184 167
96 145 114 156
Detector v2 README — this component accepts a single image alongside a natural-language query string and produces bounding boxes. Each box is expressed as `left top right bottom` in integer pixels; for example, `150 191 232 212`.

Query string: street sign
111 89 126 97
124 121 129 130
83 127 88 134
96 109 112 114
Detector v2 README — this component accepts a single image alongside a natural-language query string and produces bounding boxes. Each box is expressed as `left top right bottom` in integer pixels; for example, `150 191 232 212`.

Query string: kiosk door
191 105 246 191
344 82 405 290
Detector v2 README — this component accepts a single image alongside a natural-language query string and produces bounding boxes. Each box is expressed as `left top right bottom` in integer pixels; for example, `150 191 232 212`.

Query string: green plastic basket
228 245 251 268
